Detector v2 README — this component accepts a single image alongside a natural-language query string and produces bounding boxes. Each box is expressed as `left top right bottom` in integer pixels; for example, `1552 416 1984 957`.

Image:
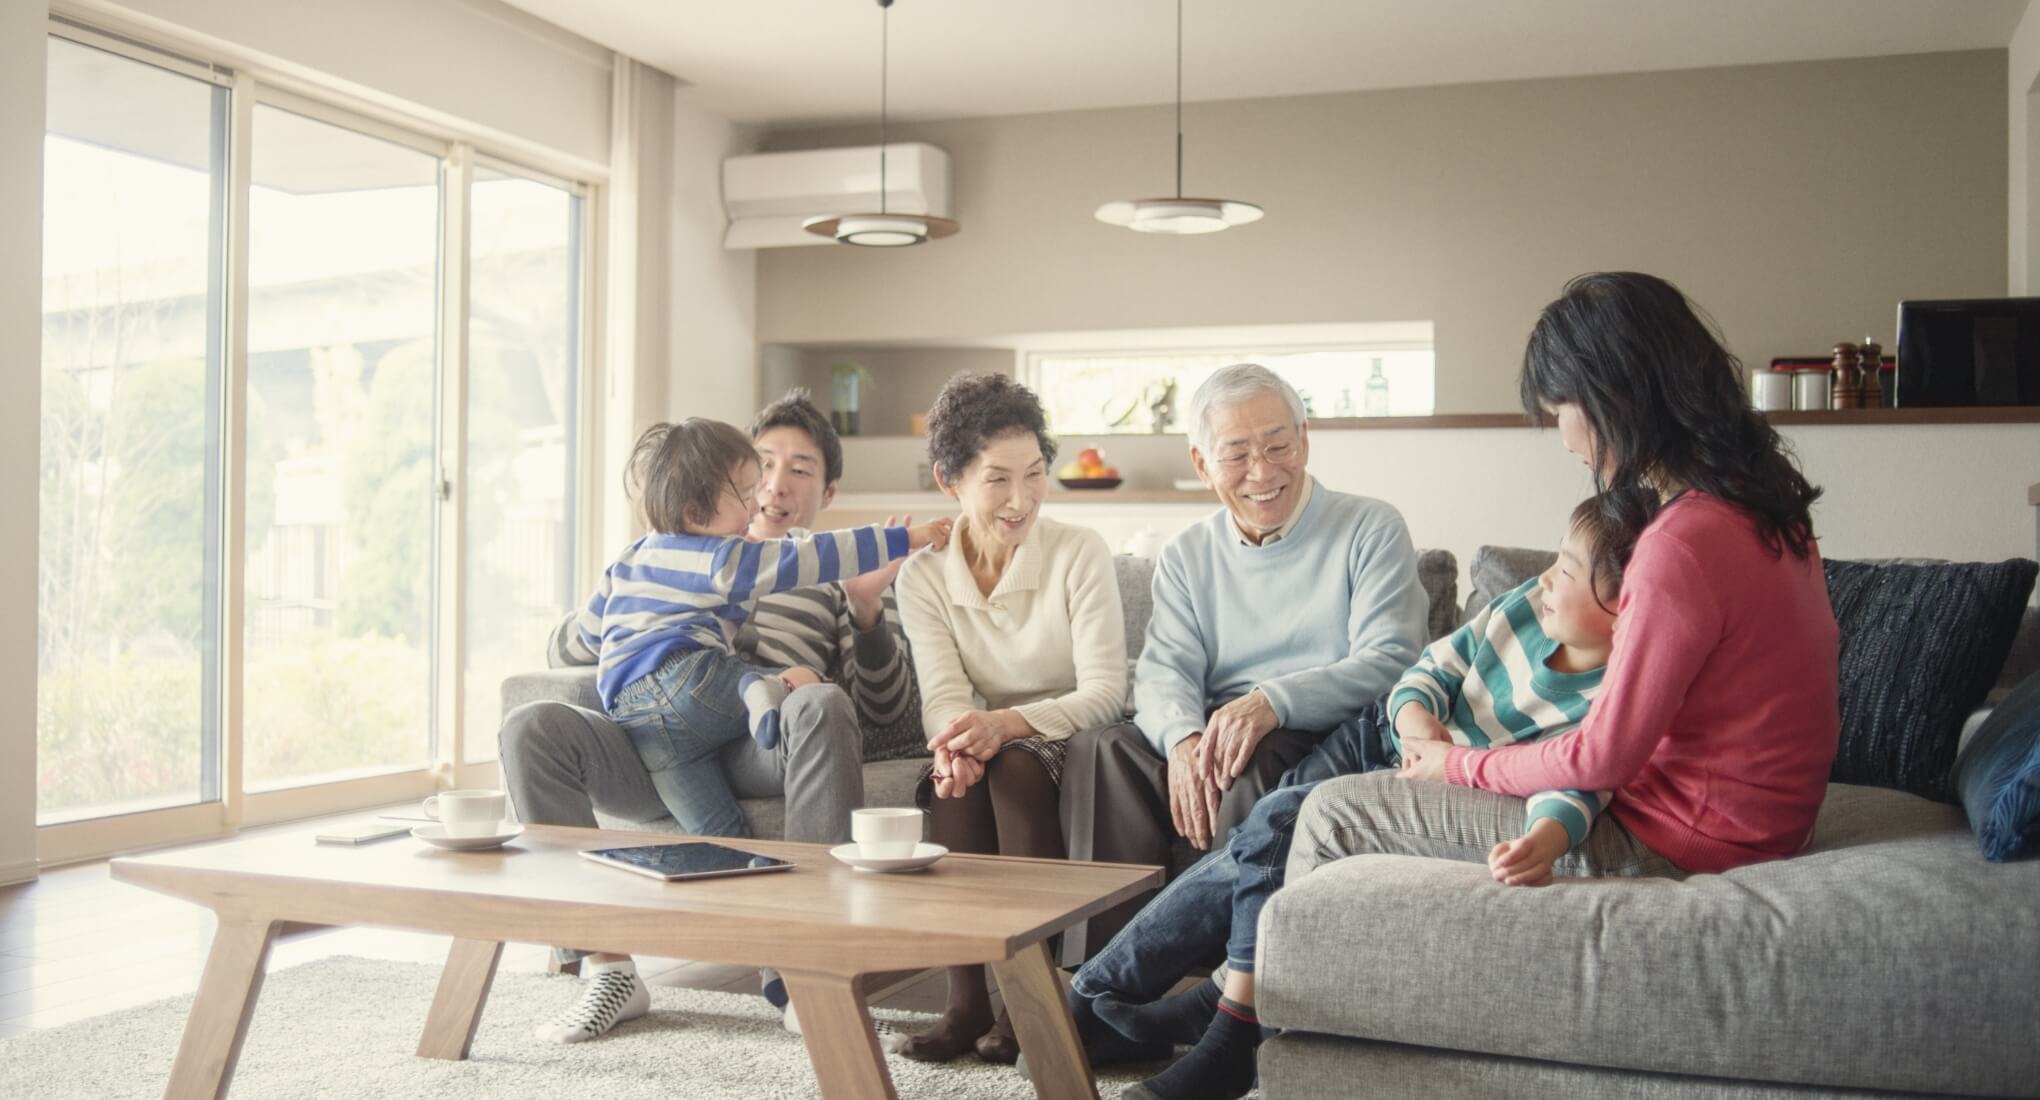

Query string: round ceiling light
1094 198 1264 235
801 0 959 247
802 212 961 247
1096 0 1261 236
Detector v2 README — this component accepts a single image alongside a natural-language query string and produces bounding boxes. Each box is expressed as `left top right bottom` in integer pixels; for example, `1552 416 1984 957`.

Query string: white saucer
412 823 524 851
829 842 947 873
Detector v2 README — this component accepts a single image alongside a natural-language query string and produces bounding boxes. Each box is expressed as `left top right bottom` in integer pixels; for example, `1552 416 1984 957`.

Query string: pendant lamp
803 0 959 247
1095 0 1262 235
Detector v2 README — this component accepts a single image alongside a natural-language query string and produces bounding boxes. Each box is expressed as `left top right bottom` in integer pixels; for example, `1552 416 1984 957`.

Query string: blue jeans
611 646 773 838
1070 700 1395 1002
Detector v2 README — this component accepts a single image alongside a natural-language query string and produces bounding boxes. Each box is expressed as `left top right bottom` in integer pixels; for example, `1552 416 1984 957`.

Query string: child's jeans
611 646 776 839
1070 700 1396 1005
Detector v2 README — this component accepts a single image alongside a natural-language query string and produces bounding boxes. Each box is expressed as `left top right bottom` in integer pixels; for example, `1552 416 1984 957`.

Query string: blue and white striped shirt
567 525 911 712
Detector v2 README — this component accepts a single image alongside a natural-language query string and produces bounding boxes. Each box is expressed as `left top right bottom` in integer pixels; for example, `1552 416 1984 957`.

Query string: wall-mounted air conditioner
721 143 951 250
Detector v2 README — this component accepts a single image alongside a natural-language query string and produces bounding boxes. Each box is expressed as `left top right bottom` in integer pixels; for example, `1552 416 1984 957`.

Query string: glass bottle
1364 358 1391 416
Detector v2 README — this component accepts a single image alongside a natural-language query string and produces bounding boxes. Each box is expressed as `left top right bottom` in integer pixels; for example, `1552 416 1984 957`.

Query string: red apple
1077 447 1103 467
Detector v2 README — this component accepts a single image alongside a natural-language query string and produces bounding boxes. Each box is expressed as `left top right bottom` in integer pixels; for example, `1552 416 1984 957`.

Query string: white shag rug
0 956 1194 1099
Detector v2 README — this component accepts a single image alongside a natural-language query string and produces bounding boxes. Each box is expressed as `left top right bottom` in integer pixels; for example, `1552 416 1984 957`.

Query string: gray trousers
1287 770 1684 884
499 684 867 967
498 682 866 844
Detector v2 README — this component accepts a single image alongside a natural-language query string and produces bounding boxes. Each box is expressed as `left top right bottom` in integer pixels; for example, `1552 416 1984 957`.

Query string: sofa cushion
1256 783 2040 1098
1462 545 1556 625
1955 667 2040 862
1825 558 2038 803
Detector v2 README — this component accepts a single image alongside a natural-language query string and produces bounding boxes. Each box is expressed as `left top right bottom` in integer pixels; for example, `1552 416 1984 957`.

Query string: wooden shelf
828 489 1215 509
1763 407 2040 426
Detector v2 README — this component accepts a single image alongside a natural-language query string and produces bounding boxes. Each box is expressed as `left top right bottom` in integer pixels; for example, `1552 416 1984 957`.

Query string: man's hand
1198 689 1279 791
1489 818 1570 886
842 513 911 628
1399 739 1451 783
1168 733 1224 850
1393 701 1452 746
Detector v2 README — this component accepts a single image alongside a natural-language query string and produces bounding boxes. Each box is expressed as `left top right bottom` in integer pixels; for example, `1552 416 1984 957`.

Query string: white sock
534 960 648 1044
741 672 789 749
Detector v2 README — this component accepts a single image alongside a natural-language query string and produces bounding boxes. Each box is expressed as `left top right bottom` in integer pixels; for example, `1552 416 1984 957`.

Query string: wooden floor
0 806 968 1040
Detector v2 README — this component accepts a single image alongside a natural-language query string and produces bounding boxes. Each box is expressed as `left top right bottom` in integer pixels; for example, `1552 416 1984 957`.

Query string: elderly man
1060 363 1428 956
498 389 921 1043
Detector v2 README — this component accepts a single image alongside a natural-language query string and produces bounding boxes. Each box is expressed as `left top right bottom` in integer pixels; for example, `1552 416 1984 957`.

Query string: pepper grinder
1858 337 1883 408
1830 341 1861 410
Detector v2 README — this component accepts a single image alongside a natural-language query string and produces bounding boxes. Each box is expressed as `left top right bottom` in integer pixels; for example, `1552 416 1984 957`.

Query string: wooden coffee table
111 825 1161 1100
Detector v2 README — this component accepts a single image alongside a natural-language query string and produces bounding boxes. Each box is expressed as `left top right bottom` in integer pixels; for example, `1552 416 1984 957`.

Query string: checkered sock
534 959 648 1044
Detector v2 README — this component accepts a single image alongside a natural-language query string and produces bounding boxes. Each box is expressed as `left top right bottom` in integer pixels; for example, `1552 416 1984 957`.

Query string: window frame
36 14 605 865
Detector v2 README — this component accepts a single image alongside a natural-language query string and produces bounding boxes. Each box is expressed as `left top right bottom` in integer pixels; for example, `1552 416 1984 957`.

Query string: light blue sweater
1132 479 1429 754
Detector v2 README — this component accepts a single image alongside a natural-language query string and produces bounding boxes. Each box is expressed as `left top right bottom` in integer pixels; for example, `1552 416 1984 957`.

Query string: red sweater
1444 492 1839 873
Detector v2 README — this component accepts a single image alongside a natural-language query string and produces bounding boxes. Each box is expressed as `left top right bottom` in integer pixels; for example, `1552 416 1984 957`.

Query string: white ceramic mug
423 790 507 838
851 807 923 859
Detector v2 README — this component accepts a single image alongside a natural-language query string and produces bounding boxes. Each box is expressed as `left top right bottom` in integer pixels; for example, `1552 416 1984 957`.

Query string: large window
38 36 228 824
1031 340 1435 435
35 23 595 849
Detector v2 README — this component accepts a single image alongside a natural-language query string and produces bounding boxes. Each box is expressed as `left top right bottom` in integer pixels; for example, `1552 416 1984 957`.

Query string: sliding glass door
242 105 442 789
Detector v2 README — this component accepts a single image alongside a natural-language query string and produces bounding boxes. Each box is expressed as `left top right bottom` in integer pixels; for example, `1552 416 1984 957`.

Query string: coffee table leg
165 917 279 1100
783 971 896 1100
991 939 1100 1100
417 938 505 1060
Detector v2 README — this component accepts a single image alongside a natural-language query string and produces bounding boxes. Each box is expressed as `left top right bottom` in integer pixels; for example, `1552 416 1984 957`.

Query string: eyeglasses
1211 438 1300 472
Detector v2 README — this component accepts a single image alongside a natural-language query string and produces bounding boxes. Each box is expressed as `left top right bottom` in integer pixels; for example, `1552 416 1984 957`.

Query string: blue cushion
1955 667 2040 861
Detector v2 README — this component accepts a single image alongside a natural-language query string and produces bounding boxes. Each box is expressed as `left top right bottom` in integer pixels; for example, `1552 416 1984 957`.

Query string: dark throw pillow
1825 558 2039 803
1955 667 2040 861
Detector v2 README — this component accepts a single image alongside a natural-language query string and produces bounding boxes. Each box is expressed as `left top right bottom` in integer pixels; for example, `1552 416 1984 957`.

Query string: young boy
1076 493 1635 1100
566 418 950 839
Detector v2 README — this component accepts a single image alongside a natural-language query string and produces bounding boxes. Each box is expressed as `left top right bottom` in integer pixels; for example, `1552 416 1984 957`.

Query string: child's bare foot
1488 819 1570 886
781 666 822 691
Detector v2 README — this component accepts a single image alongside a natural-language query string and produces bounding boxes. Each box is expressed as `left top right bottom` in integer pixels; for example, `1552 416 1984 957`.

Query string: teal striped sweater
1387 579 1611 850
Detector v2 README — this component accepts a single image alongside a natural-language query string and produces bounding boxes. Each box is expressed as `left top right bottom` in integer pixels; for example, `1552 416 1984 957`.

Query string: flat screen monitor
1894 298 2040 407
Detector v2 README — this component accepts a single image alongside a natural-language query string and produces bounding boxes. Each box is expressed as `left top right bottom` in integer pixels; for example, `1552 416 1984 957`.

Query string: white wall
75 0 612 173
2011 2 2040 292
666 90 759 427
757 50 2007 413
2 3 47 884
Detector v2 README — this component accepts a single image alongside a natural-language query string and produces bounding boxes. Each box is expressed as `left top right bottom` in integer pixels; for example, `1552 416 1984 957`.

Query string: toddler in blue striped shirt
566 418 950 837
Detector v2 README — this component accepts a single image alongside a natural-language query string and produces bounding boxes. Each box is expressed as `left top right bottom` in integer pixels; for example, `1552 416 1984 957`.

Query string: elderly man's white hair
1186 363 1308 453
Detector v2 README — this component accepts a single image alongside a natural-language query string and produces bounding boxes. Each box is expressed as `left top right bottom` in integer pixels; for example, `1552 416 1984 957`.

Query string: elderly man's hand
1198 689 1279 791
1168 734 1224 850
1399 739 1451 783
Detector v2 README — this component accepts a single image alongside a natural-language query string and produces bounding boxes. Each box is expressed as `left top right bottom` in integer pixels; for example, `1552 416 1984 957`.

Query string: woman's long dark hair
1520 272 1822 563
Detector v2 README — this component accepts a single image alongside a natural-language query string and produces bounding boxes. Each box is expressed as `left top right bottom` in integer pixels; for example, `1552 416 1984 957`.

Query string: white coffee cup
851 807 923 859
423 790 508 838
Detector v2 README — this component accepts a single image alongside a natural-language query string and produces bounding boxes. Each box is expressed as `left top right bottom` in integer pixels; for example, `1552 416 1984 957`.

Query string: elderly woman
891 372 1128 1064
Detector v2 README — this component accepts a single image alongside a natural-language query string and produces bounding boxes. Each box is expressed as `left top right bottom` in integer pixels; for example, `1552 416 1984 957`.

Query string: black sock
1122 999 1261 1100
1068 987 1172 1068
1093 978 1222 1046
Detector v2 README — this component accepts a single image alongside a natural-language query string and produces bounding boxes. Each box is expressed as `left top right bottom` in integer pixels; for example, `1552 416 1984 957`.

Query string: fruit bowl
1057 446 1120 489
1057 477 1123 490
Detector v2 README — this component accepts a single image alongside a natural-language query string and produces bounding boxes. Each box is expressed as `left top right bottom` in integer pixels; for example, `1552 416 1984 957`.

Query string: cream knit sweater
895 515 1127 742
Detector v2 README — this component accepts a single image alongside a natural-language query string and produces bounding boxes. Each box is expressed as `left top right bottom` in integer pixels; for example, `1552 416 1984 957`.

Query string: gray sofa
499 548 2040 1097
1253 550 2040 1100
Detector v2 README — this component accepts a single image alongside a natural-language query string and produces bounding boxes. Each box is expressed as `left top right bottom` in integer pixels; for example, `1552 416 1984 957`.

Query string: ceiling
494 0 2028 129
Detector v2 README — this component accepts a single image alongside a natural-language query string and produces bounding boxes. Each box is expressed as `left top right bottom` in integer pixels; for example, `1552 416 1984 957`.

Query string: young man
499 389 924 1042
